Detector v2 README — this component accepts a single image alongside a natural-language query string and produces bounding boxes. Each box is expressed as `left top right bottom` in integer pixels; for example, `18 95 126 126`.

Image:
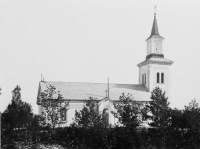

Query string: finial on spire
154 5 157 16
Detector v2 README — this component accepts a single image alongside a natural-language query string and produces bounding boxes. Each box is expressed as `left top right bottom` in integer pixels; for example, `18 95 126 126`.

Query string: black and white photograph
0 0 200 148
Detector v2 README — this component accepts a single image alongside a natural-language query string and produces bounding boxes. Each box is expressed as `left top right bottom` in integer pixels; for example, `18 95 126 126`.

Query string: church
37 12 173 126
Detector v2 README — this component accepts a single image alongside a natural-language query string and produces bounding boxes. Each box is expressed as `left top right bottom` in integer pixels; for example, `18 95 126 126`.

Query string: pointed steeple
150 13 159 36
145 9 165 59
146 12 163 41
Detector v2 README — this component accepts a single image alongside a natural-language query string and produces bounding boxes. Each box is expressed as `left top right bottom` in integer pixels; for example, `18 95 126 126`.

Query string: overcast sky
0 0 200 114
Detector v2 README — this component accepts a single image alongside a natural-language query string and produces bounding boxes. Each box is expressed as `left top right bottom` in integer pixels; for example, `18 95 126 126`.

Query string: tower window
157 73 160 83
142 74 146 84
155 42 160 53
161 73 164 83
142 74 144 84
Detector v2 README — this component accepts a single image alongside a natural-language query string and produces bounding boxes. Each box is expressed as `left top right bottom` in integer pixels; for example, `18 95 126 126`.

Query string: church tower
137 12 173 99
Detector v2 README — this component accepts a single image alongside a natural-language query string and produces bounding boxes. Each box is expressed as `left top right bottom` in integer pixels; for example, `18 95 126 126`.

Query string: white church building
37 12 173 126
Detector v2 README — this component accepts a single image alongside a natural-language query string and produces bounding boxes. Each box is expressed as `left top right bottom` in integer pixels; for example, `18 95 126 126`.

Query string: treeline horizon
1 85 200 149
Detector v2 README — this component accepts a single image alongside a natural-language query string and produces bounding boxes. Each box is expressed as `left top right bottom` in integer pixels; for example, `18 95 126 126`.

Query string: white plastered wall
66 103 84 126
38 100 119 126
146 38 164 55
139 64 171 99
149 64 171 99
38 102 84 126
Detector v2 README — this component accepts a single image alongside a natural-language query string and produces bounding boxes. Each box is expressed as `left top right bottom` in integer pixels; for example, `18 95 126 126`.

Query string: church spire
146 7 163 41
150 13 159 36
145 8 165 59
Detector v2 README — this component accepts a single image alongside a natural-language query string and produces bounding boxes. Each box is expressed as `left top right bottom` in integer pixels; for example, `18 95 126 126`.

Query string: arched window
161 73 164 83
142 74 144 84
103 108 109 126
61 109 67 121
157 73 160 83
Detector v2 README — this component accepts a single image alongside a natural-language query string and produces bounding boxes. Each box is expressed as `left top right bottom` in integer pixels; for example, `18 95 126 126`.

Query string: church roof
137 57 174 67
146 13 164 40
37 81 151 104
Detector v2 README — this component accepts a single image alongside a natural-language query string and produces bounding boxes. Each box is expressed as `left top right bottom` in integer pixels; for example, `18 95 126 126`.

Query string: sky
0 0 200 114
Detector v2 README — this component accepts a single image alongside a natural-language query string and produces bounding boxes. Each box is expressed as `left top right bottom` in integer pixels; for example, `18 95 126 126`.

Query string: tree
182 99 200 148
2 85 34 146
112 93 142 128
40 84 69 129
73 97 116 148
74 97 105 128
2 85 33 130
169 108 184 129
142 87 171 148
143 87 171 128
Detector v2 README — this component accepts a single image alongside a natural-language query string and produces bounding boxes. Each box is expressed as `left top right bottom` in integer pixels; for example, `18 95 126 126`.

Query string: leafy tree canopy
40 84 69 129
143 87 171 128
74 97 106 128
184 99 200 131
2 85 33 130
112 93 142 128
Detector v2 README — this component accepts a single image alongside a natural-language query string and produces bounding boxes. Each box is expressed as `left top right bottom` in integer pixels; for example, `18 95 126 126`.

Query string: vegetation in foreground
1 85 200 149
